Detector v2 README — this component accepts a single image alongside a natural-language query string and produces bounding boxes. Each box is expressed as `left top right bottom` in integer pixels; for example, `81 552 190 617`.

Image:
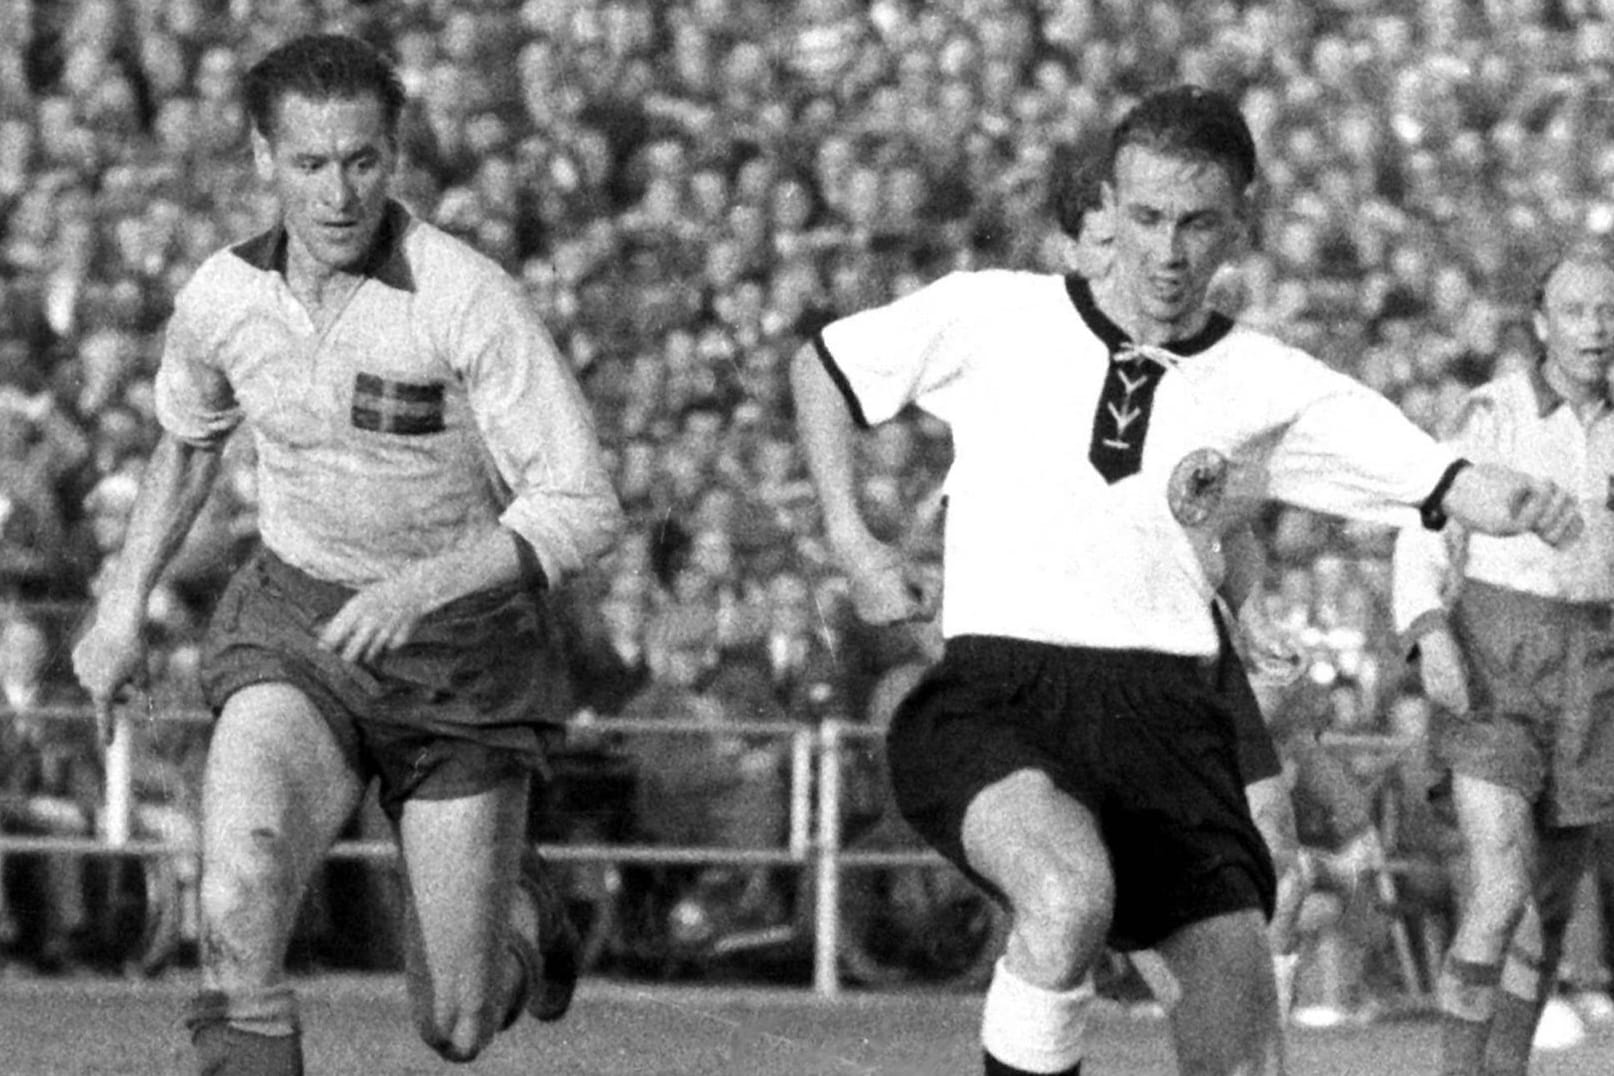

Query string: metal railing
0 702 934 996
0 702 1429 999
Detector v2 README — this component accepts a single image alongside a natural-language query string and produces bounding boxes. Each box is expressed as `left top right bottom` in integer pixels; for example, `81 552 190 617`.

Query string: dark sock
983 1050 1082 1076
192 1024 305 1076
1440 1016 1490 1076
185 988 303 1076
1438 957 1501 1076
1481 991 1541 1076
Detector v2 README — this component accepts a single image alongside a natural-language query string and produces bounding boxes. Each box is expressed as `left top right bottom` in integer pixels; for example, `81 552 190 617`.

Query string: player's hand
840 541 938 627
1416 627 1470 716
71 606 148 747
1443 463 1583 547
318 575 433 665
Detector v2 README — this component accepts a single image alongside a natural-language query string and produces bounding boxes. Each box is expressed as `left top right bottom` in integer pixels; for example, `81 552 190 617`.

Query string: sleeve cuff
811 331 871 429
1418 457 1472 531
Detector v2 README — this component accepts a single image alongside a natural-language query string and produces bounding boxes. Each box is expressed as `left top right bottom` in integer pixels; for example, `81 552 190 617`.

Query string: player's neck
1088 276 1210 347
285 246 365 319
1542 361 1607 420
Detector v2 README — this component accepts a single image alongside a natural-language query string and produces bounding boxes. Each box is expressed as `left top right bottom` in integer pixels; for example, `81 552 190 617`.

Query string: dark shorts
886 635 1276 952
1211 604 1282 784
200 547 563 821
1436 579 1614 828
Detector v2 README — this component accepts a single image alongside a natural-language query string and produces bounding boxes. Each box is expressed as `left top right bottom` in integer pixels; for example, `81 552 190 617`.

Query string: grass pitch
3 975 1613 1075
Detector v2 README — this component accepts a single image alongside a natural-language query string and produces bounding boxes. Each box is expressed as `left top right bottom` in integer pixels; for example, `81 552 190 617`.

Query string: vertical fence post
813 719 843 998
789 727 812 860
102 711 133 848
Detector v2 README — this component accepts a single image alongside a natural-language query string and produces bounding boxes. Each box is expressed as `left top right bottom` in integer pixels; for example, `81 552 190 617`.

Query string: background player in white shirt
1392 247 1614 1076
793 85 1581 1076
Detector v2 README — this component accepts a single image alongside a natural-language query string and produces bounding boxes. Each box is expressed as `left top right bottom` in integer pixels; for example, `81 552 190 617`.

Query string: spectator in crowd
0 613 100 973
126 633 208 977
0 392 76 600
615 600 792 952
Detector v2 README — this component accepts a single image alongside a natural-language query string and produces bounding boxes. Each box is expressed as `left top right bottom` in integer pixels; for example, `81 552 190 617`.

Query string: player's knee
1013 865 1113 965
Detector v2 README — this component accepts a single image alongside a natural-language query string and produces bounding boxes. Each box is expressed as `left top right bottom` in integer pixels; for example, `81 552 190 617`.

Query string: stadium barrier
0 702 1428 999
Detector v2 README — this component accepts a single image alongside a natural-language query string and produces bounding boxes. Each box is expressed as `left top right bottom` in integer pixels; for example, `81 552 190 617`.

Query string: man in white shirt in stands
792 85 1582 1076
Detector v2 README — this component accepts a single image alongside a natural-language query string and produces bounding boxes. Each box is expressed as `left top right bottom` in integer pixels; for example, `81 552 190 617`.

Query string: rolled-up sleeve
153 273 243 448
1390 394 1501 646
1391 525 1454 650
450 276 623 583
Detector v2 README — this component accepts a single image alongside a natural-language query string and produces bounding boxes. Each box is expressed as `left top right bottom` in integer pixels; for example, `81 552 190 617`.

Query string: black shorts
886 635 1276 951
200 547 563 821
1211 604 1282 784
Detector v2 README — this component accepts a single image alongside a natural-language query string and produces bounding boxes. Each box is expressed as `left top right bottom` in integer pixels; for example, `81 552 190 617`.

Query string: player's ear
251 127 274 183
1230 179 1263 257
1227 213 1253 260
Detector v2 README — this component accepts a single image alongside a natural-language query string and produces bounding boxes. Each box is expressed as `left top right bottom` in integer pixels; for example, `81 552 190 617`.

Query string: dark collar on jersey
1064 273 1234 356
229 199 415 292
1526 356 1613 418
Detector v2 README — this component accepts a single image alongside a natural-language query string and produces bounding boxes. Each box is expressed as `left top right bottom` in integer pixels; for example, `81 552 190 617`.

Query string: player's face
1106 145 1246 336
253 92 395 278
1536 258 1614 395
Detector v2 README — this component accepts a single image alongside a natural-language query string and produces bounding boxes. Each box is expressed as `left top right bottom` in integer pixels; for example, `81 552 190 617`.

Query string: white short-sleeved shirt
155 201 621 588
816 270 1456 656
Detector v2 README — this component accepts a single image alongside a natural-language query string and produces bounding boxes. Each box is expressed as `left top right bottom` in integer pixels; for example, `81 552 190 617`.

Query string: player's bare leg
1158 909 1282 1076
188 684 364 1076
1245 774 1307 1029
1440 774 1534 1075
1130 774 1301 1074
397 772 572 1062
962 769 1111 1076
1483 826 1591 1076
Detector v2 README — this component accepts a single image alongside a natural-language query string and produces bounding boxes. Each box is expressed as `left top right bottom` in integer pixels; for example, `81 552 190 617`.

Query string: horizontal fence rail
0 703 1427 997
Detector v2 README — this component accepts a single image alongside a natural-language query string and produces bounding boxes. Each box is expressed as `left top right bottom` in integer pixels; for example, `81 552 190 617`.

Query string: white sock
981 958 1092 1074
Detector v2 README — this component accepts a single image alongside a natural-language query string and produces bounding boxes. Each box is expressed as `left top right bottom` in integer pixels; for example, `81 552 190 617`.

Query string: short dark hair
243 33 406 142
1054 159 1107 241
1107 85 1258 194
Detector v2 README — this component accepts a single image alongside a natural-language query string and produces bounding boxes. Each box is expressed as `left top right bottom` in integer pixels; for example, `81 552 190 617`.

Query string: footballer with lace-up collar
792 84 1583 1076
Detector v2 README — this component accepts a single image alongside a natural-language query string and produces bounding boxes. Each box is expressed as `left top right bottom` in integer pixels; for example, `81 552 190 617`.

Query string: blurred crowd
3 0 1614 1007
